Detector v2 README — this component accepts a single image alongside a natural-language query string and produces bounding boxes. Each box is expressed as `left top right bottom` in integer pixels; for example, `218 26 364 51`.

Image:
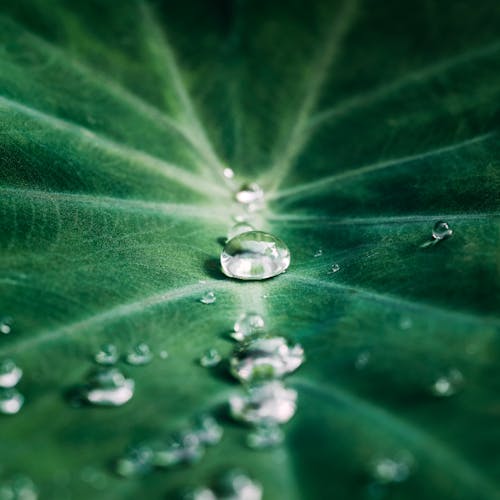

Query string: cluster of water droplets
0 359 24 415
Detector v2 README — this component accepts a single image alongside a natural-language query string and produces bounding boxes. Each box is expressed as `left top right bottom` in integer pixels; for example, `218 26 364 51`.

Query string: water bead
126 343 153 366
432 221 453 241
232 312 265 342
200 349 222 368
82 368 134 407
221 231 290 281
246 424 284 450
235 183 264 207
0 359 22 388
200 291 217 305
94 344 118 365
0 388 24 415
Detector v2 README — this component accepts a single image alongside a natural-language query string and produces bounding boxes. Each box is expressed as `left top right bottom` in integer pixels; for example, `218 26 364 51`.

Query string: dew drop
0 388 24 415
229 381 297 425
159 350 169 360
126 343 153 366
94 344 118 365
432 221 453 241
183 487 217 500
399 317 412 330
246 423 284 450
192 414 224 446
230 337 304 382
221 231 290 281
231 312 265 342
0 317 13 335
200 349 222 368
116 445 154 477
0 359 23 388
314 249 323 258
200 291 217 305
223 168 235 179
355 351 371 370
81 368 134 407
371 454 413 484
152 431 205 468
430 369 464 397
330 263 340 273
227 222 255 241
235 183 264 209
217 470 263 500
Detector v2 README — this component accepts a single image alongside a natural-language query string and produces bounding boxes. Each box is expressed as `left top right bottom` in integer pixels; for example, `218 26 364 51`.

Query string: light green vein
0 95 229 198
268 133 495 202
262 0 359 195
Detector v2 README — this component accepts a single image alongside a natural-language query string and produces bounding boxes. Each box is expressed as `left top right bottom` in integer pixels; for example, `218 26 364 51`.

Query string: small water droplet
116 445 154 477
430 368 464 397
192 414 224 446
399 317 412 330
235 183 264 211
246 424 284 450
231 313 265 342
200 349 222 368
0 388 24 415
330 263 340 273
0 359 22 388
94 344 118 365
126 343 153 366
159 350 169 359
217 470 263 500
152 431 205 468
221 231 290 281
0 475 37 500
230 337 304 382
314 249 323 258
223 168 235 179
81 368 134 407
183 487 217 500
200 291 217 305
227 222 255 241
371 454 413 484
432 221 453 241
0 317 13 335
355 351 371 370
229 381 297 425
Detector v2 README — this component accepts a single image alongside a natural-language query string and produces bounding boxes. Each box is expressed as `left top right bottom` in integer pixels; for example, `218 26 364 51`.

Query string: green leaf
0 0 499 498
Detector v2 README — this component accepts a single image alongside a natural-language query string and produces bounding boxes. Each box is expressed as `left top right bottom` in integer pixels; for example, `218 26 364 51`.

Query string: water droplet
81 368 134 407
0 317 13 335
126 343 153 366
223 168 234 179
116 445 154 477
192 414 224 446
230 337 304 382
200 291 217 305
314 249 323 258
221 231 290 281
217 470 263 500
183 487 217 500
246 424 284 450
330 263 340 273
432 221 453 241
0 388 24 415
371 454 413 484
229 381 297 425
200 349 222 368
159 350 169 359
355 351 371 370
399 317 412 330
94 344 118 365
430 369 464 397
152 431 205 468
231 313 265 342
227 222 255 241
235 183 264 210
0 476 37 500
0 359 22 388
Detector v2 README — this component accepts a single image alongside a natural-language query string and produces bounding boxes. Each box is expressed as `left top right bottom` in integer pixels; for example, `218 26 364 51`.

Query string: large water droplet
94 344 118 365
246 424 284 450
0 388 24 415
430 368 464 397
200 291 217 305
235 183 264 210
81 368 134 407
232 313 265 342
230 337 304 382
229 381 297 425
227 222 255 241
0 317 13 335
221 231 290 280
432 221 453 241
126 343 153 366
0 359 22 388
200 349 222 368
116 445 154 477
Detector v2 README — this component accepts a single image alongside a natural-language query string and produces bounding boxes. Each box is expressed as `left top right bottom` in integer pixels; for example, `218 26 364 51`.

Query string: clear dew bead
229 381 297 425
200 348 222 368
432 221 453 241
330 263 340 273
200 291 217 305
246 424 284 450
0 359 23 388
232 312 265 342
430 368 464 397
82 368 134 407
221 231 290 281
0 317 13 335
94 344 118 365
230 337 304 383
126 343 153 366
0 388 24 415
227 222 255 241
